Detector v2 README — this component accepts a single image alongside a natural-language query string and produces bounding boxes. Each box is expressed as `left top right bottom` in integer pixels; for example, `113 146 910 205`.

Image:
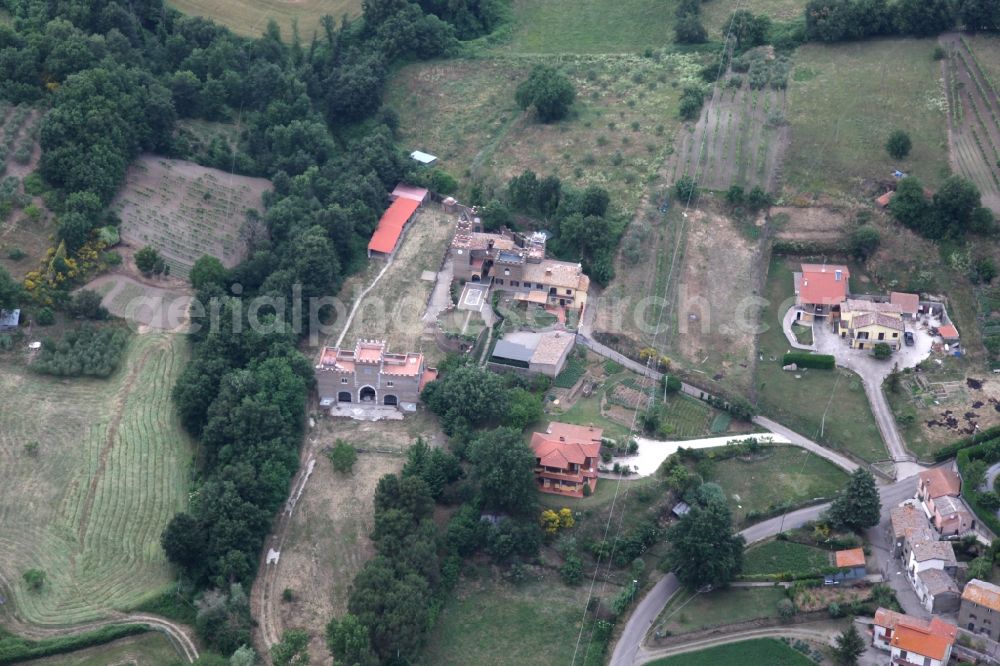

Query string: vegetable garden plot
111 155 271 277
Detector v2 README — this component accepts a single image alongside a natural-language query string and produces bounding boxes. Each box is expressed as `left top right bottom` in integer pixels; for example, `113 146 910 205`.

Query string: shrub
68 290 109 320
6 247 25 260
886 130 912 159
560 555 584 585
777 598 796 621
515 65 576 123
23 568 45 591
781 352 835 369
872 342 893 360
0 625 147 663
673 175 698 202
31 327 130 378
328 440 357 474
34 307 54 326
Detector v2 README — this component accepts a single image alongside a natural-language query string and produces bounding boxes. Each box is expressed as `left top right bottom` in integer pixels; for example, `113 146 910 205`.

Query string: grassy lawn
166 0 361 39
757 258 888 462
742 539 832 576
553 388 632 442
705 446 849 524
648 638 815 666
421 573 620 665
385 53 697 214
784 39 950 198
498 0 679 54
792 322 813 346
19 632 180 665
538 474 658 512
655 586 787 634
660 393 714 438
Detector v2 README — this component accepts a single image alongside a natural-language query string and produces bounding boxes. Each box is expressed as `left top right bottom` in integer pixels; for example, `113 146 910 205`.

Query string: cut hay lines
0 333 191 626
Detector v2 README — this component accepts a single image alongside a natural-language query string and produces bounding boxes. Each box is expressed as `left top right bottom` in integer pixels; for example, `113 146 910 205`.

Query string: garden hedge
934 424 1000 462
781 352 835 370
0 624 148 663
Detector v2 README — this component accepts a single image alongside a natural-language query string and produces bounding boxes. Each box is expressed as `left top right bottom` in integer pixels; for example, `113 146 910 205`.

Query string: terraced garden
112 155 270 278
942 33 1000 213
0 333 192 625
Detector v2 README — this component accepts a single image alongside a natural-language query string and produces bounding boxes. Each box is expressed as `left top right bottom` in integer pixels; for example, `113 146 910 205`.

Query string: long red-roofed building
531 422 603 498
368 196 421 258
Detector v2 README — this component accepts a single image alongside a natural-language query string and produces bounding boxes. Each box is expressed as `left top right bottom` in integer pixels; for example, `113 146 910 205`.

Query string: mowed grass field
20 632 181 665
421 572 622 665
655 586 786 634
756 259 887 462
499 0 678 54
167 0 361 39
648 638 815 666
705 446 848 524
0 333 192 625
784 39 950 198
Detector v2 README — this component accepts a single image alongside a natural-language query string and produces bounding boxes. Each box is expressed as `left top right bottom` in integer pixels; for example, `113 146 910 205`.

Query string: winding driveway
609 475 919 666
635 622 844 664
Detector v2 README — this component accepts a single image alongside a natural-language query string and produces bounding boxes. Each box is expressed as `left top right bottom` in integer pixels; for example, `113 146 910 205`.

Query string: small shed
671 501 691 518
410 150 438 166
876 191 895 208
0 308 20 331
825 547 867 585
938 324 960 342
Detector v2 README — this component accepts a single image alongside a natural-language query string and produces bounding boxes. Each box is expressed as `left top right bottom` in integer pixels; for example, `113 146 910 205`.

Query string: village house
530 422 603 498
890 291 920 319
960 579 1000 640
838 299 904 351
889 502 935 560
793 263 850 321
488 330 575 377
367 183 429 259
917 466 975 536
825 548 867 585
450 218 589 313
907 540 957 581
914 567 961 613
872 608 957 666
314 339 437 412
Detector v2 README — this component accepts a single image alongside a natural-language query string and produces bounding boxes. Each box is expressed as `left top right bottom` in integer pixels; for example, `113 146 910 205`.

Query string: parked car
904 331 915 346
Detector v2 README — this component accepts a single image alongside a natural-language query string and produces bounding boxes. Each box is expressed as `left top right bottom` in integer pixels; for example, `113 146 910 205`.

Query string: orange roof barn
368 197 420 256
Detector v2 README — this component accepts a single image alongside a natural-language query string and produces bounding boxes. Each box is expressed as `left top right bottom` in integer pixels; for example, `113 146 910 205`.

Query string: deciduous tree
515 65 576 123
468 427 538 516
665 500 744 589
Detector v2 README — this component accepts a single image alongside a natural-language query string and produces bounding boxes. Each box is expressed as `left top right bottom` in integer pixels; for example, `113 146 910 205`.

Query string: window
386 381 394 388
504 268 510 276
878 332 885 340
341 377 348 384
496 279 504 285
565 289 572 295
536 283 544 289
511 281 519 287
892 332 898 337
898 650 907 660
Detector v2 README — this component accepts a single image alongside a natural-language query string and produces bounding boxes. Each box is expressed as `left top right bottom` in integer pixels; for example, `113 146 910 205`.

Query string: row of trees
31 326 129 378
805 0 999 42
889 174 994 240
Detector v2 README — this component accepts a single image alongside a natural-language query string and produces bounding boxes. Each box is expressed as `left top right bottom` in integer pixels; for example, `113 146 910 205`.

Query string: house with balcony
530 422 603 498
916 465 975 536
839 299 904 351
792 263 850 321
872 607 957 666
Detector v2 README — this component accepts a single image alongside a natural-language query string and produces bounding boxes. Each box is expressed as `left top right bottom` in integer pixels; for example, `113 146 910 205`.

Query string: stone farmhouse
451 217 589 313
960 578 1000 640
839 298 904 351
315 339 437 412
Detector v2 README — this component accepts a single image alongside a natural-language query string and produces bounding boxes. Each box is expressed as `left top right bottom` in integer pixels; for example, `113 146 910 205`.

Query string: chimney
545 268 552 276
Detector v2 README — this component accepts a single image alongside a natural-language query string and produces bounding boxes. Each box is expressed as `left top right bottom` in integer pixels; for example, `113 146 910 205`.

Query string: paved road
752 415 859 473
609 475 920 666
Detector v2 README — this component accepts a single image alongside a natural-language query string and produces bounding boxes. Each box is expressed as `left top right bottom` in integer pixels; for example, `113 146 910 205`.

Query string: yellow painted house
839 299 904 351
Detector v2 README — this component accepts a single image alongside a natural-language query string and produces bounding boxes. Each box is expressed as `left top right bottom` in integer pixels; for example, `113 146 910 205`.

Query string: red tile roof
531 422 603 473
543 422 603 443
890 291 920 315
919 467 961 499
368 197 420 255
835 548 866 568
938 324 959 340
391 183 429 202
875 608 957 660
798 264 850 306
962 579 1000 612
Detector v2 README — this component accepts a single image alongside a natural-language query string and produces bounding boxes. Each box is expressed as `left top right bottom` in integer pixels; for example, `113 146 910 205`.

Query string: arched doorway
359 386 376 402
384 394 398 406
337 391 352 403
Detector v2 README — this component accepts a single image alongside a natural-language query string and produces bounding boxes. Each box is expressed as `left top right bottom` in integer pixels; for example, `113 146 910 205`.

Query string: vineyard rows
943 34 1000 213
0 333 192 625
666 78 787 192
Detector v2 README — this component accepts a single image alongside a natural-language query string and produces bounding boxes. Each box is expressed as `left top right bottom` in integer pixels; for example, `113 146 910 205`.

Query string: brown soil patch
771 206 851 242
675 208 760 391
793 584 870 612
267 412 445 664
111 155 270 277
